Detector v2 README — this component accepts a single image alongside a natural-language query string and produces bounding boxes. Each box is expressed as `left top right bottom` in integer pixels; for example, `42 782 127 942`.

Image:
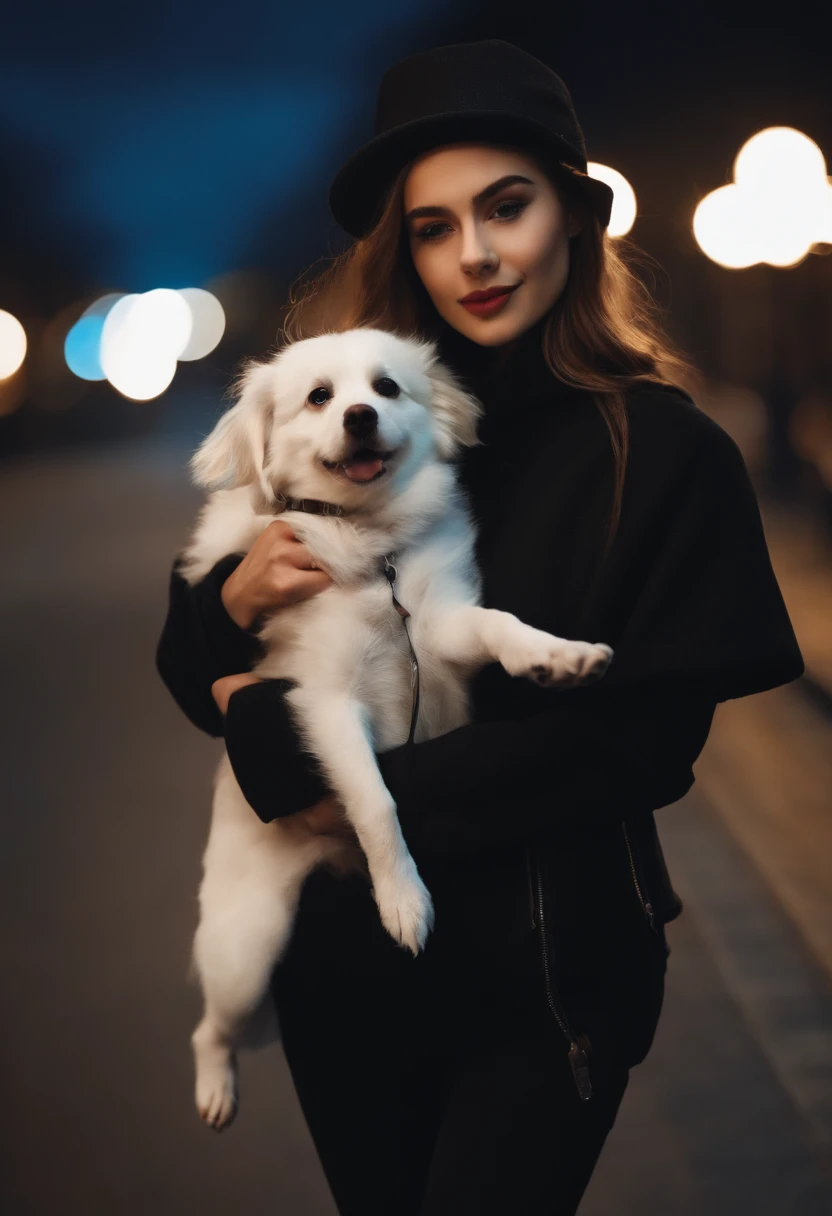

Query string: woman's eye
414 200 527 242
308 387 330 407
492 200 526 221
415 222 449 242
374 377 400 399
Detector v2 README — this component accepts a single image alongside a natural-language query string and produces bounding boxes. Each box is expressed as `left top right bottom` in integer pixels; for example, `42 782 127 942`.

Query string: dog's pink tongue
345 455 383 482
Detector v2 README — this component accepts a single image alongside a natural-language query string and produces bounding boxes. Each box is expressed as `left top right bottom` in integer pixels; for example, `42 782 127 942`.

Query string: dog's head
189 327 483 510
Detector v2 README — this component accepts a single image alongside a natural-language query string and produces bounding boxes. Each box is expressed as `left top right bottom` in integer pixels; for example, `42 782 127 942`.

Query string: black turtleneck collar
432 313 575 419
426 315 587 530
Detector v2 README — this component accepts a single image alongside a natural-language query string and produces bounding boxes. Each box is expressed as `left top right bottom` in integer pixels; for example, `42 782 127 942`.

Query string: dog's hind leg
190 844 315 1131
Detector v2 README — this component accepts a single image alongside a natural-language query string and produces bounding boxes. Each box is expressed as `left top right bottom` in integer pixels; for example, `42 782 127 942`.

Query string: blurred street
1 426 831 1214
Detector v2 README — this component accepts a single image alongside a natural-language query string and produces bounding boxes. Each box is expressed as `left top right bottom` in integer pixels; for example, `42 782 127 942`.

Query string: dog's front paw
373 859 435 956
502 630 614 689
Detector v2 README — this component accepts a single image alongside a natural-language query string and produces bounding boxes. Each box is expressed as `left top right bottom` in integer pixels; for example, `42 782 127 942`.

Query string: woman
156 39 804 1214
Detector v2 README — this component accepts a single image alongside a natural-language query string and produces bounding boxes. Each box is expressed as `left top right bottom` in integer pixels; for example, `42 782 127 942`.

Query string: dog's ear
426 360 484 459
190 360 274 491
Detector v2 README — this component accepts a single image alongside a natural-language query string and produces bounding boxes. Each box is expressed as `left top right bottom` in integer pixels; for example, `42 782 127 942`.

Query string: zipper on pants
527 846 593 1102
620 819 660 937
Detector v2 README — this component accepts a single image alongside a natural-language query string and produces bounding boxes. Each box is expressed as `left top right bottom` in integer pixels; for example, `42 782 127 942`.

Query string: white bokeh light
66 287 225 394
100 289 192 401
587 163 637 238
734 128 826 194
177 288 226 360
818 180 832 243
693 185 762 269
131 288 193 359
0 310 27 379
693 127 831 268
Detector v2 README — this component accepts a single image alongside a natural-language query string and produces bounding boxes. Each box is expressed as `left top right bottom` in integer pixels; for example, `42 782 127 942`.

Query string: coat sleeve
222 675 720 858
583 403 805 703
155 552 266 737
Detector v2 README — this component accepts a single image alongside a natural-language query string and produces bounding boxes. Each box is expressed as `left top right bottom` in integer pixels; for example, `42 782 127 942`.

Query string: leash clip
380 552 419 742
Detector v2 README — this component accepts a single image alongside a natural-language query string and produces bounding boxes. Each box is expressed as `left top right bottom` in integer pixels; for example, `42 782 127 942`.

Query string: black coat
156 323 804 1081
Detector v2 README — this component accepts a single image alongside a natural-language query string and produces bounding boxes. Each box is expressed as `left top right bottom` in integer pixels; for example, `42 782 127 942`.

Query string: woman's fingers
284 538 330 575
277 568 333 606
263 518 331 576
211 672 264 715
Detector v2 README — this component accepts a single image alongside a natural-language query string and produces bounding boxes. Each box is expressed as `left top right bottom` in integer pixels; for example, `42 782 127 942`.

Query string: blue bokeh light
64 314 107 381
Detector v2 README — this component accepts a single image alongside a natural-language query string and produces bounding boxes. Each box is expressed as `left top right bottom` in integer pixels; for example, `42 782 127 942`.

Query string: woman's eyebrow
405 174 535 223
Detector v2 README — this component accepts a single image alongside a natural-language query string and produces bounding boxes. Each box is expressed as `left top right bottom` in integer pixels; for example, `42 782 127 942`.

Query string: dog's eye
374 377 400 399
308 387 330 407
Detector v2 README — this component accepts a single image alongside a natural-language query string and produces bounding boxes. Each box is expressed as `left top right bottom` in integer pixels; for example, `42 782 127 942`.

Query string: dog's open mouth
321 447 396 485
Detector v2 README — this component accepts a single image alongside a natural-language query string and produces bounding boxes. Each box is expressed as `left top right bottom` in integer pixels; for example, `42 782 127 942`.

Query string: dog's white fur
180 327 613 1129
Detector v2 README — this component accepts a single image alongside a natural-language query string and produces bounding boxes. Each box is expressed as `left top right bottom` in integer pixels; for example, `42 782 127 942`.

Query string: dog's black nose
343 404 378 439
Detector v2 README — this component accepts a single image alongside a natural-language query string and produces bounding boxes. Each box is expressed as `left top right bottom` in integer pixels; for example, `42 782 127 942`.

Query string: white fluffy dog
179 326 613 1129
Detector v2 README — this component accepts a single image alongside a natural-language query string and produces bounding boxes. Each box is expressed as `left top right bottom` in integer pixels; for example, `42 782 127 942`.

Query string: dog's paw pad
193 1029 239 1131
197 1087 238 1132
374 867 435 956
506 634 614 689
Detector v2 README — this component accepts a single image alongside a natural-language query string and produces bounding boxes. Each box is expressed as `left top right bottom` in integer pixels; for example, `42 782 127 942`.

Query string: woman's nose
459 222 497 276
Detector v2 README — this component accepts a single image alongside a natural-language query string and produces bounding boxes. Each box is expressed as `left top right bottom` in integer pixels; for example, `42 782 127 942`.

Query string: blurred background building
2 3 832 1213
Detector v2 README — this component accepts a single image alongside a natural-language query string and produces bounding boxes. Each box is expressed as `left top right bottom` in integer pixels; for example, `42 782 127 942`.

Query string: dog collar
272 493 345 517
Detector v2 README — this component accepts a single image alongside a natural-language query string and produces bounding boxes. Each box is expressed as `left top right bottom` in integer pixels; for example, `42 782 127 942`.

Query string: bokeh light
693 127 832 268
734 128 826 193
100 291 192 401
64 294 125 381
587 163 637 238
178 288 226 360
63 286 225 399
692 186 760 269
816 179 832 244
0 310 28 380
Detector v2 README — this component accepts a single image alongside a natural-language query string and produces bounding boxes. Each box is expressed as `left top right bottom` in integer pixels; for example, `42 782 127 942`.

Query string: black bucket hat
328 38 614 239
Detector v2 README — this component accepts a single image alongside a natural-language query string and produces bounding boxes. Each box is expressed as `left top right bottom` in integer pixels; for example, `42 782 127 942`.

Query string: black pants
271 865 665 1215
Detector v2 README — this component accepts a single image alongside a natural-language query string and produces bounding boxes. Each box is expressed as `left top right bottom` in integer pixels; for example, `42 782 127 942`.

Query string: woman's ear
426 360 484 458
190 361 274 491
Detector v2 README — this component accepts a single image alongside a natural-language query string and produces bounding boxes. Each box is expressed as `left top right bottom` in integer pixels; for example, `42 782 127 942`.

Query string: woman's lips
460 286 519 317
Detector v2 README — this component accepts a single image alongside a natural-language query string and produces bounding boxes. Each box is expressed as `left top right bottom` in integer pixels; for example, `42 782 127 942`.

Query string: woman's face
403 143 581 348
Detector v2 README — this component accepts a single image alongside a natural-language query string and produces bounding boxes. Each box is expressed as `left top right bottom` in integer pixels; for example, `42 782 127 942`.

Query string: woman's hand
298 794 356 839
221 519 334 630
211 672 264 716
294 795 364 873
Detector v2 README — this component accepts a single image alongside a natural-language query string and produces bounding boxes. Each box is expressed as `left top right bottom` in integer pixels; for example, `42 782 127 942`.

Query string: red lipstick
458 283 520 317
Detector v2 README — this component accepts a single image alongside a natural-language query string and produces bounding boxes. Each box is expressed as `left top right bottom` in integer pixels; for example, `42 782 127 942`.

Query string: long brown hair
278 146 698 557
